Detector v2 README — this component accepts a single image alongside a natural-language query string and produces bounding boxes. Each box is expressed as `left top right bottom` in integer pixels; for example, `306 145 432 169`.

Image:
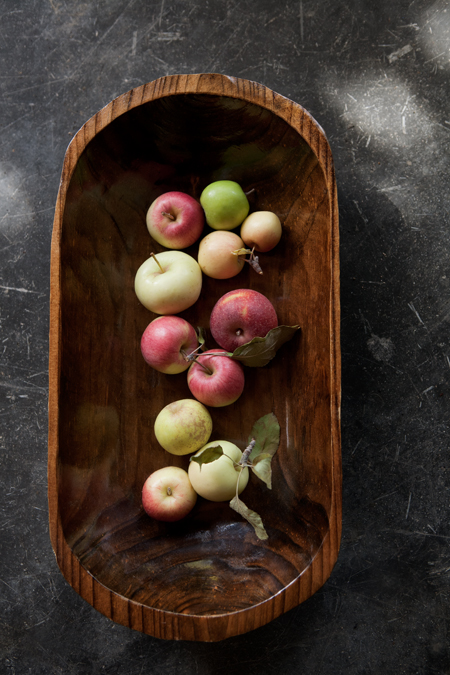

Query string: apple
187 348 245 407
188 440 249 502
210 289 278 352
200 180 249 231
134 250 202 315
240 211 282 252
142 466 197 521
146 191 204 249
154 398 213 456
141 315 198 374
197 230 245 279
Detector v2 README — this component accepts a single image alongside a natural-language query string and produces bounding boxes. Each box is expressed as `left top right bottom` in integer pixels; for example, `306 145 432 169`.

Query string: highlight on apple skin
134 250 202 315
210 288 278 352
197 230 245 279
240 211 282 252
187 349 245 407
142 466 197 522
200 180 250 231
146 191 205 249
154 398 213 456
188 440 249 502
140 315 198 374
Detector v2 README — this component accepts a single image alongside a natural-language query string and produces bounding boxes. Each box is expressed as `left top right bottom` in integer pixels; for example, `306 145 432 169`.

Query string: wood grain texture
48 73 341 642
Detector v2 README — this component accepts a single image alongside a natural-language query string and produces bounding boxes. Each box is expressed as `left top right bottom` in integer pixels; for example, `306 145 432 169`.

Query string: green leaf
251 453 273 489
229 496 268 540
248 412 280 461
196 326 206 347
189 444 223 469
230 325 300 367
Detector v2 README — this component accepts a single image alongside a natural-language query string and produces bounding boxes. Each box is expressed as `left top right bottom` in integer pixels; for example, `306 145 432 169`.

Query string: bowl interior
58 93 332 615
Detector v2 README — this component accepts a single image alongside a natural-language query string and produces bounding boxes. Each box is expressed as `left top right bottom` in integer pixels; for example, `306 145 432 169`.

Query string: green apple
154 399 213 456
188 440 249 501
200 180 250 231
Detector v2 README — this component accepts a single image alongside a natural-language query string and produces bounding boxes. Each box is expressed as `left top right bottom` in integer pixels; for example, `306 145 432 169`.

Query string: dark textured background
1 1 449 673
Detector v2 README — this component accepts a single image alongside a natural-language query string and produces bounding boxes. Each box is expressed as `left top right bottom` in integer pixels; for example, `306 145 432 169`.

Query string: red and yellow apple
240 211 282 252
134 250 202 315
188 440 249 502
140 315 198 374
197 230 245 279
142 466 197 521
187 349 245 407
146 191 204 249
210 289 278 352
154 398 213 456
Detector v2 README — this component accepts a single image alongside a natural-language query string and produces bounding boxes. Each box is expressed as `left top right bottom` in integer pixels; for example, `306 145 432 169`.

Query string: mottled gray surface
1 0 449 673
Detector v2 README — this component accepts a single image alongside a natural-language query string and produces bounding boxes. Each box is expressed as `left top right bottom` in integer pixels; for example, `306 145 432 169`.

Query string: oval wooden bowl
48 74 341 642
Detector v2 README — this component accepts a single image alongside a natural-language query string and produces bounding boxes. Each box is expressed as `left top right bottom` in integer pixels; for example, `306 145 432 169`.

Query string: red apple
210 289 278 352
146 191 204 249
142 466 197 522
187 349 245 407
140 315 198 374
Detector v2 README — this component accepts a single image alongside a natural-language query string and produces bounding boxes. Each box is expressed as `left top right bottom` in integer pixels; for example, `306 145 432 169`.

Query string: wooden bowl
48 74 341 642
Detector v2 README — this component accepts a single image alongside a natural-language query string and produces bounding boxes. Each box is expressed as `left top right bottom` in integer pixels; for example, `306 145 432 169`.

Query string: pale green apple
154 399 213 456
134 250 202 315
188 440 249 501
200 180 249 231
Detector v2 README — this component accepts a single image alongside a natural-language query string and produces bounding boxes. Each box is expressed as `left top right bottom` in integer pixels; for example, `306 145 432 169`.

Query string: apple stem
150 252 164 273
161 211 176 221
181 349 214 375
194 357 214 375
233 246 263 275
239 438 256 466
233 466 245 500
167 486 173 496
246 247 263 275
182 344 205 362
198 350 232 359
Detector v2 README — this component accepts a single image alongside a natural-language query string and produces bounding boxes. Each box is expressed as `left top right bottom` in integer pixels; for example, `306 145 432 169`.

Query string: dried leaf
189 444 223 469
251 453 273 489
249 412 280 461
231 325 300 367
231 247 253 257
229 496 268 540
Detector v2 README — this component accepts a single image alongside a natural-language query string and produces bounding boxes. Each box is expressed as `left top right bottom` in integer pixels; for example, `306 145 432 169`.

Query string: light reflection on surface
418 2 450 70
0 162 32 237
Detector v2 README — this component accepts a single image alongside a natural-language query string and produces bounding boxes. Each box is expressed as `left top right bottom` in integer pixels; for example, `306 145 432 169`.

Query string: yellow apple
154 399 213 456
197 230 245 279
240 211 282 252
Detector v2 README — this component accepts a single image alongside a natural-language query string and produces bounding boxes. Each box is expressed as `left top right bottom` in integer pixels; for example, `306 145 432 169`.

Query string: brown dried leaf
229 496 268 540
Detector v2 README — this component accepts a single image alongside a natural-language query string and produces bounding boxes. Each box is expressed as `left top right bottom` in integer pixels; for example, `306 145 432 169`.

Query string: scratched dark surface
1 0 449 673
